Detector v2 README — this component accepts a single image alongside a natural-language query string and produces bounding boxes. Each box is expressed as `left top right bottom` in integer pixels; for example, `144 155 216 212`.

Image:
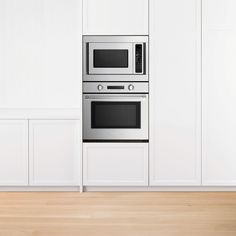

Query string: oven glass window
91 102 140 129
93 50 128 68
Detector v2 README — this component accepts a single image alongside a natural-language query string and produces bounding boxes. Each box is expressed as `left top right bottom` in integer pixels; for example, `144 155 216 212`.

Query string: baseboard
1 186 236 192
0 186 81 192
84 186 236 192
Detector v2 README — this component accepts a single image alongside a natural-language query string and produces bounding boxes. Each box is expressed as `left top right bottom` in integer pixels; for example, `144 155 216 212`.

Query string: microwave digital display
93 49 128 68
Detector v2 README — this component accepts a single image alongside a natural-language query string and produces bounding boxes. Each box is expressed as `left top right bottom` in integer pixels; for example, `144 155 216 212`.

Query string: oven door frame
88 43 133 75
83 94 148 141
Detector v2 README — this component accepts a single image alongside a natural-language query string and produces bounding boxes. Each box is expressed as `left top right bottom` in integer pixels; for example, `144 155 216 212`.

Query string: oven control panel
83 82 148 93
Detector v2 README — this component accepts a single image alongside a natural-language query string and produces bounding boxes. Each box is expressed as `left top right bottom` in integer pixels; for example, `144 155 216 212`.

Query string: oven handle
84 95 147 100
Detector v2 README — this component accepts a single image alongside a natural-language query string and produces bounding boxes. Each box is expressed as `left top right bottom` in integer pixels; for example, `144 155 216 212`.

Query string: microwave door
88 43 133 75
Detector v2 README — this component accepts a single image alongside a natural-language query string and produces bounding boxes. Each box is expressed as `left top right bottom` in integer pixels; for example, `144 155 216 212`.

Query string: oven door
88 43 133 75
83 94 148 141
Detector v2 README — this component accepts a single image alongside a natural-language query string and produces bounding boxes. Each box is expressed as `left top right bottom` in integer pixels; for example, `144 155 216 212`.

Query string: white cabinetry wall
202 0 236 185
149 0 202 186
1 0 236 189
83 0 148 35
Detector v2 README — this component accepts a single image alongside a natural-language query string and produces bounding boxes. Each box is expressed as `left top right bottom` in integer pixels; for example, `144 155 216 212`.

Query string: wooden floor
0 192 235 236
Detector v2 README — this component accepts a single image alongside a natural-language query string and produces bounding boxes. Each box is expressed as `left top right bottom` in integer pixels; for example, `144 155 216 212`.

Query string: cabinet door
202 0 236 185
83 143 148 186
0 0 82 109
29 120 81 186
0 120 28 186
149 0 201 186
83 0 148 35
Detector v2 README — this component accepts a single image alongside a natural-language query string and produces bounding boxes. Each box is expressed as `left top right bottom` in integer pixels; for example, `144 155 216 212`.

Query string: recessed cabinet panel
0 120 28 186
202 0 236 185
29 120 81 186
83 143 148 186
149 0 201 185
0 0 82 108
83 0 148 35
204 0 236 30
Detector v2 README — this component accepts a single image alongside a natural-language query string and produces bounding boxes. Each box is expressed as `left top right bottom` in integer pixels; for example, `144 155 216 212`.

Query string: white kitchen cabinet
202 0 236 185
0 0 82 109
83 0 148 35
149 0 201 186
29 120 81 186
83 143 148 186
0 120 28 186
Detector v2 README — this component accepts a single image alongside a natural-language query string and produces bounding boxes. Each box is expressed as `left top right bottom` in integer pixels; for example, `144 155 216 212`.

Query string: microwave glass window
93 50 128 68
91 102 140 129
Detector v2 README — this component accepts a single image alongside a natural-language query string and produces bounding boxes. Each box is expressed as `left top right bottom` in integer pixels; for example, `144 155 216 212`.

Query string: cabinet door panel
83 143 148 186
149 0 201 185
203 0 236 185
83 0 148 35
29 120 81 186
0 0 82 108
0 120 28 186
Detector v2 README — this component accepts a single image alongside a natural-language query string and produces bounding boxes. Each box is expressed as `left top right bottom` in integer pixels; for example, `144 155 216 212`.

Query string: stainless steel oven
83 82 148 141
83 36 148 82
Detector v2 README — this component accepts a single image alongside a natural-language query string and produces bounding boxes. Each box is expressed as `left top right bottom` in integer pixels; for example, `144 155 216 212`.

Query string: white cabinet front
202 0 236 186
83 0 148 35
29 120 81 186
149 0 201 186
83 143 148 186
0 0 82 109
0 120 28 186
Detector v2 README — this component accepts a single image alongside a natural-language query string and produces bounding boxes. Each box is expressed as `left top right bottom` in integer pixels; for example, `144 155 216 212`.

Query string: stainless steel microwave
83 36 148 82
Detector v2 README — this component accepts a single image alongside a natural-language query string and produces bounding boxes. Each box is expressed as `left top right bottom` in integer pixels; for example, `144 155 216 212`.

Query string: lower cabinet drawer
83 143 148 186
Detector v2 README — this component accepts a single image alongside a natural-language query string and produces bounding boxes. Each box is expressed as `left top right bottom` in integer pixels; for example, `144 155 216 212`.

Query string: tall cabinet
202 0 236 185
0 0 82 187
149 0 202 186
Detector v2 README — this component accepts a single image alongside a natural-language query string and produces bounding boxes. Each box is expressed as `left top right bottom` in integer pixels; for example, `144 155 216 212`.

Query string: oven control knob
97 84 103 91
128 84 134 91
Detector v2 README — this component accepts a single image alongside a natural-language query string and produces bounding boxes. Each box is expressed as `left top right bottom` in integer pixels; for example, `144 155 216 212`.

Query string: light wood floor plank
0 192 235 236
